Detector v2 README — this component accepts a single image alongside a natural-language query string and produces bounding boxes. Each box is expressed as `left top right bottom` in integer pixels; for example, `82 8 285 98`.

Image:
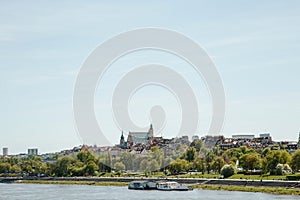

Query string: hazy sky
1 1 300 154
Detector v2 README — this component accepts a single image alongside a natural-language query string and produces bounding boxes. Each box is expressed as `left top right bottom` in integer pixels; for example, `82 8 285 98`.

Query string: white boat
156 181 190 191
128 181 157 190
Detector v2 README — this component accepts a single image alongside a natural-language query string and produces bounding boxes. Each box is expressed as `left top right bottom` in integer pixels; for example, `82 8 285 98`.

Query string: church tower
148 124 154 138
120 130 125 146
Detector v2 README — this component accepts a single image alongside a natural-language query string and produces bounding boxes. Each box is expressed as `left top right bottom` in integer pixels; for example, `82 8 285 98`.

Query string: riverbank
190 184 300 195
17 180 127 186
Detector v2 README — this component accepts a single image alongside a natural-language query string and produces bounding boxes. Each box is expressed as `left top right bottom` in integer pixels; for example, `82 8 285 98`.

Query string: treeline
0 140 300 178
0 151 103 177
167 140 300 176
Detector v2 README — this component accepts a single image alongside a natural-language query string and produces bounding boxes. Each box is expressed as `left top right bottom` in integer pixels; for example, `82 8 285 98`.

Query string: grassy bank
167 173 291 180
17 180 127 187
190 184 300 195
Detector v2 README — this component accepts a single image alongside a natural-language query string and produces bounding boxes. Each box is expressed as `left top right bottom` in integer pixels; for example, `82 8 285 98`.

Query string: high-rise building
28 148 38 155
2 147 8 156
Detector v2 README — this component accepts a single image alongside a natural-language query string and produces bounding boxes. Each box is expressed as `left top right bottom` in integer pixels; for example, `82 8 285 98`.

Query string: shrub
275 164 292 175
221 164 235 178
286 175 300 180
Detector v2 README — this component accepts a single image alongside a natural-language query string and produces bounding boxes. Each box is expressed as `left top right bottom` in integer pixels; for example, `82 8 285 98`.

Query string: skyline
1 1 300 154
1 128 300 155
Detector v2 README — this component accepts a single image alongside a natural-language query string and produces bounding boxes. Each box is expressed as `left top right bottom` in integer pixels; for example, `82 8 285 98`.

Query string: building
287 143 298 153
192 135 199 141
126 124 154 145
204 135 224 148
232 134 255 140
2 147 8 156
28 148 38 155
259 133 270 138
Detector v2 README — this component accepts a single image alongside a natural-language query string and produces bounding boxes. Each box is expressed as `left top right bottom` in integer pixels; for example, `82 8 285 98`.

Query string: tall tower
2 147 8 156
148 124 154 138
120 131 125 145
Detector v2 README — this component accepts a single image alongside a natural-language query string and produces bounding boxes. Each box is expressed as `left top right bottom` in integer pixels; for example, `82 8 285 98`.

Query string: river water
0 184 298 200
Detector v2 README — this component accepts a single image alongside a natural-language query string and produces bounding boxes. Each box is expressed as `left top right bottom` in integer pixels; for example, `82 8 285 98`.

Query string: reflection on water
0 184 298 200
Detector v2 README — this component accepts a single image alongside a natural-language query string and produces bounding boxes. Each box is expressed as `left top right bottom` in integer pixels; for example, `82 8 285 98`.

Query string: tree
221 164 235 178
195 155 206 174
222 148 242 163
84 160 98 176
77 151 96 163
114 162 125 171
54 156 75 176
0 163 11 173
168 159 189 174
280 150 291 164
290 149 300 172
140 159 148 172
120 152 135 171
239 153 261 171
151 147 164 168
147 160 160 172
205 152 215 174
190 139 204 152
212 157 225 174
10 165 21 173
261 147 271 158
185 147 196 162
262 150 290 174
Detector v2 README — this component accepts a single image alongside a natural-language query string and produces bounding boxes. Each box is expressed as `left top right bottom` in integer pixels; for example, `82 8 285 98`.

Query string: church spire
149 124 153 138
120 130 125 145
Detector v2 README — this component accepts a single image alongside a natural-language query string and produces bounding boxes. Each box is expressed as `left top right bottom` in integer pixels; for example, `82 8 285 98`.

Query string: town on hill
1 125 300 180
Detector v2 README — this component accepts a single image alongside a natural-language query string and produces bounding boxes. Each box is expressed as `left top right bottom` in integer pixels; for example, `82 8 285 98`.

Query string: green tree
221 164 235 178
151 147 164 168
190 139 204 152
10 165 21 173
147 159 160 172
120 152 135 171
212 157 225 174
85 160 98 176
168 159 189 174
205 152 215 174
54 156 75 176
290 149 300 172
239 153 261 171
140 159 148 172
195 155 206 174
185 147 196 162
114 162 125 171
279 150 291 164
262 150 290 174
222 148 242 163
0 163 11 173
77 151 96 163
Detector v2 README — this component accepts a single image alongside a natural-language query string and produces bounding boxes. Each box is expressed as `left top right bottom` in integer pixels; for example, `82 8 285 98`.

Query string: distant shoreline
1 177 299 195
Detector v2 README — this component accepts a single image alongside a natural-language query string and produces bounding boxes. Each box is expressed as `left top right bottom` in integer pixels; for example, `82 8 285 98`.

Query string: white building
232 134 255 140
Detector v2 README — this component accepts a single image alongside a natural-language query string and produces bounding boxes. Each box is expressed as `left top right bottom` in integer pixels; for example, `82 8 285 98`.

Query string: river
0 184 298 200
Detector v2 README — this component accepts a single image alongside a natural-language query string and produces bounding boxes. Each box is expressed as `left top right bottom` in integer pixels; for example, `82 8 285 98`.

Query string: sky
0 1 300 154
